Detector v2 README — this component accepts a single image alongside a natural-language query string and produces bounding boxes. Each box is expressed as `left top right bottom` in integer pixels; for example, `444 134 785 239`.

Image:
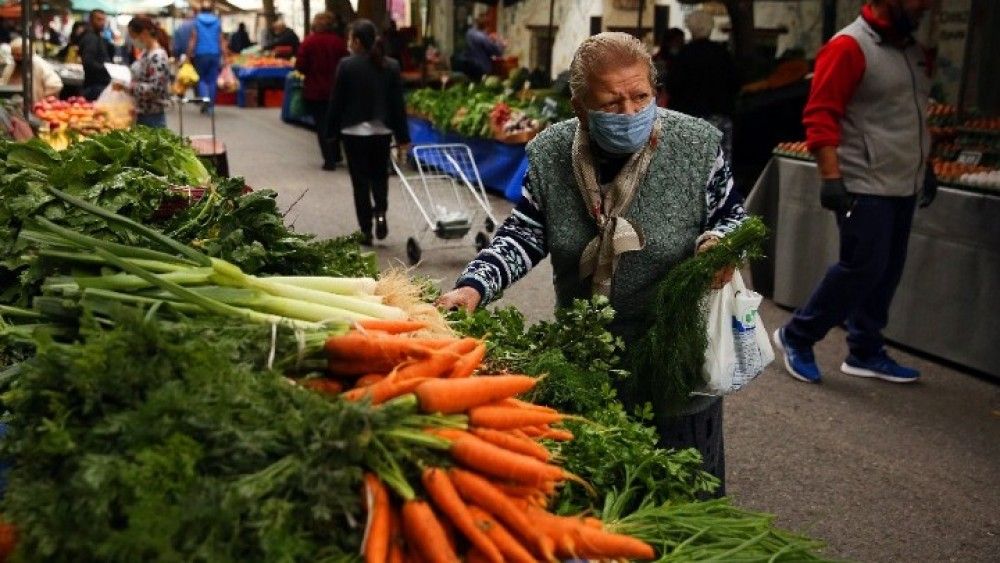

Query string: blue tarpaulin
232 66 292 107
407 117 527 202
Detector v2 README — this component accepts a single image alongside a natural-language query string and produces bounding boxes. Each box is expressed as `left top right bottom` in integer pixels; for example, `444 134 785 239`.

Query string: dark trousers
193 54 220 108
304 99 341 167
342 134 392 235
656 398 726 497
82 82 108 101
785 194 916 359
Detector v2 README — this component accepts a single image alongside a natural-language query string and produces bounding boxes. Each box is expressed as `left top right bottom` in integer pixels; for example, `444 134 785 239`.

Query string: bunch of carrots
305 320 655 562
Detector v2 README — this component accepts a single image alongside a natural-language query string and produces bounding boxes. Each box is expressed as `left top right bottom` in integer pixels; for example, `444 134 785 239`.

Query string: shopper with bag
437 33 748 492
328 19 409 246
295 11 349 170
187 3 225 114
773 0 933 385
120 16 171 128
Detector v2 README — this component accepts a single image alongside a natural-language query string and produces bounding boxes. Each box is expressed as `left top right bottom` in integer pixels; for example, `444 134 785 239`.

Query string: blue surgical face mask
587 101 657 155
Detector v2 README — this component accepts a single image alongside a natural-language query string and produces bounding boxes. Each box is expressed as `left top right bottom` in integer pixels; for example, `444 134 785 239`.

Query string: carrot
356 374 387 388
414 376 537 414
471 428 550 462
328 359 389 376
325 332 432 363
343 377 428 404
424 428 471 442
537 428 574 441
363 473 391 563
467 506 536 563
465 550 490 563
518 425 546 437
388 506 405 563
393 339 477 381
421 468 503 563
400 500 460 563
449 433 565 485
488 480 547 503
525 508 578 557
500 397 559 414
468 405 563 430
301 378 344 395
356 319 427 334
569 525 656 560
448 342 487 378
447 468 556 561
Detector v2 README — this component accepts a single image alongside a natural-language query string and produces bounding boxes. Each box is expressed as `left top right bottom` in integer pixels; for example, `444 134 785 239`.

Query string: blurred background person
266 19 300 58
187 3 225 114
666 10 740 158
3 38 63 102
123 16 171 128
172 8 195 59
57 21 87 62
464 14 503 82
228 22 252 54
328 19 409 246
295 11 349 170
79 9 111 100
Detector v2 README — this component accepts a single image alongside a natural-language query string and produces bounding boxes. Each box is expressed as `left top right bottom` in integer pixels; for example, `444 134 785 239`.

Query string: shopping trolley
391 144 499 264
175 96 229 177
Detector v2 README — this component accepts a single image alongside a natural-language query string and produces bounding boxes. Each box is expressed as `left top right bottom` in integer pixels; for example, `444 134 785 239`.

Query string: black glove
820 177 854 215
920 167 937 208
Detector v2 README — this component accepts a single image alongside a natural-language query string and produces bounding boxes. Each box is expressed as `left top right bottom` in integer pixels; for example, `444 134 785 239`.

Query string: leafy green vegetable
0 311 434 561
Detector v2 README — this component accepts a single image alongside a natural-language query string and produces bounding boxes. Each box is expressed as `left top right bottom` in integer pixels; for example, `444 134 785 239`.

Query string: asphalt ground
170 106 1000 562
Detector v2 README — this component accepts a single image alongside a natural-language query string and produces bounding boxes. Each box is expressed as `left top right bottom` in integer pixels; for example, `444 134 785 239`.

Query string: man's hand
435 286 482 312
820 177 854 215
920 167 937 208
697 237 735 289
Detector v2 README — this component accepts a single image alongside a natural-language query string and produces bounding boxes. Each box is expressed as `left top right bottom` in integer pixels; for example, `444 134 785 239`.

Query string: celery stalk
72 269 214 291
189 287 375 323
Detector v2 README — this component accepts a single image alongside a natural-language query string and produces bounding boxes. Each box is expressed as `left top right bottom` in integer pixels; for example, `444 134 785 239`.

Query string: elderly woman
437 32 747 491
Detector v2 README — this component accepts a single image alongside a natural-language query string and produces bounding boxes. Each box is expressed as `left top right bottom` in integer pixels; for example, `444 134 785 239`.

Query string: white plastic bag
703 270 774 395
94 84 135 129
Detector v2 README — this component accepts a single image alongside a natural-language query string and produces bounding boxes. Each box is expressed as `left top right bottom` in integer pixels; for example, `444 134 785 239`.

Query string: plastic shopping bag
702 270 774 395
217 64 238 93
173 61 199 95
94 84 135 129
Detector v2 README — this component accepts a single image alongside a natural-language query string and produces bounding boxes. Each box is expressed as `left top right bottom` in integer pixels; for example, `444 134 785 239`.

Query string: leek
262 276 377 295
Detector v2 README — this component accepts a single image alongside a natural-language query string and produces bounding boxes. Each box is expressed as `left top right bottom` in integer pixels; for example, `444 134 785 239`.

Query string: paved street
171 106 1000 562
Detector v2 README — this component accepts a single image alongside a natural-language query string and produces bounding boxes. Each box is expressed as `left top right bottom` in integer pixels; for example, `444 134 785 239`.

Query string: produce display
0 128 831 561
32 95 118 149
232 54 295 68
407 75 572 142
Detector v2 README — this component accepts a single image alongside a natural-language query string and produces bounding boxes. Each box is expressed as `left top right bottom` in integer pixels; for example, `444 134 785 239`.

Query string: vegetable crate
392 144 498 264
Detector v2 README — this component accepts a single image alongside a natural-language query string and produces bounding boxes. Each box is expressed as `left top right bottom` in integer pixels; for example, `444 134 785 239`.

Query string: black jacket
328 54 410 143
78 30 111 88
666 39 740 118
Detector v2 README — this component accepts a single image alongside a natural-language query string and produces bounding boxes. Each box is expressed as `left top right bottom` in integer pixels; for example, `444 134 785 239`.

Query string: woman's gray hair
569 32 656 101
685 10 715 40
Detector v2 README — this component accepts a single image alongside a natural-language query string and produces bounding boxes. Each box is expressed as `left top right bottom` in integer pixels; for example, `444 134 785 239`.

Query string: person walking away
464 14 504 82
121 16 171 128
328 19 410 246
6 38 63 102
172 9 195 59
266 20 300 58
773 0 935 384
228 22 252 54
295 11 349 170
187 4 225 114
653 27 685 106
665 10 740 159
79 9 111 100
437 33 747 493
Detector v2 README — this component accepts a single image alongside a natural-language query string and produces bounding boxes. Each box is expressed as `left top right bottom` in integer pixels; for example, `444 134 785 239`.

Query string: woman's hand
697 236 735 289
435 286 481 312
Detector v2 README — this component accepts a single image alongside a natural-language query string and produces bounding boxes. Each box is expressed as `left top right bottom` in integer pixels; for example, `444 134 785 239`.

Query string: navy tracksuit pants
784 194 916 359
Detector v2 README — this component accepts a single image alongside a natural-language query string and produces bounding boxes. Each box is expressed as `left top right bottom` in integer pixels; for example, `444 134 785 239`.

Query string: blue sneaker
772 328 821 383
840 351 920 383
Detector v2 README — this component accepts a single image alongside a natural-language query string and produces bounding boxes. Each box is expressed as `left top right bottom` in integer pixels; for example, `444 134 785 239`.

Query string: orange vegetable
414 375 537 414
363 474 391 563
467 405 563 430
342 377 429 404
400 500 459 563
355 374 387 388
388 506 405 563
448 342 487 378
325 332 432 364
421 468 503 563
449 433 565 486
355 319 427 334
301 378 344 395
467 506 536 563
470 428 550 462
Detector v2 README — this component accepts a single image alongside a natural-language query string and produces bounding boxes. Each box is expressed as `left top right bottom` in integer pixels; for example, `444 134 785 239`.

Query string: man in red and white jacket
774 0 935 384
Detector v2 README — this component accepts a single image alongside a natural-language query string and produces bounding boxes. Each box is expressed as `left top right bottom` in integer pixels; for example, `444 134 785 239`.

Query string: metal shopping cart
392 144 499 264
175 96 229 177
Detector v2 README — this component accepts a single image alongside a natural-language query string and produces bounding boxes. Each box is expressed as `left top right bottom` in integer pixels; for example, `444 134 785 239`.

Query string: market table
407 117 526 202
746 155 1000 376
232 66 292 108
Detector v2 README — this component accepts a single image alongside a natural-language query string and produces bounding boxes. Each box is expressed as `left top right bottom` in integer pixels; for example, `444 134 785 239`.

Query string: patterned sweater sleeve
454 169 548 305
700 146 748 243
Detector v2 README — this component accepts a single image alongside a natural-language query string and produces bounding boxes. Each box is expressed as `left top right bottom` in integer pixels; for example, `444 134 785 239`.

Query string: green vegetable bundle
627 217 768 412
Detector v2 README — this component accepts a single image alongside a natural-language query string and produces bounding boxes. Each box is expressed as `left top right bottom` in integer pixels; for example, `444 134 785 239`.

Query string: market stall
231 55 294 108
747 120 1000 377
0 127 831 561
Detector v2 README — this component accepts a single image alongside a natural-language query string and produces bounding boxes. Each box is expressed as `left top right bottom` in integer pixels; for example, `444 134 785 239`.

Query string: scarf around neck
571 117 660 296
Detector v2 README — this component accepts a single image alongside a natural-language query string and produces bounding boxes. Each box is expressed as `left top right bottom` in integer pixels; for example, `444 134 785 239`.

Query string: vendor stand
230 56 294 108
747 136 1000 377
